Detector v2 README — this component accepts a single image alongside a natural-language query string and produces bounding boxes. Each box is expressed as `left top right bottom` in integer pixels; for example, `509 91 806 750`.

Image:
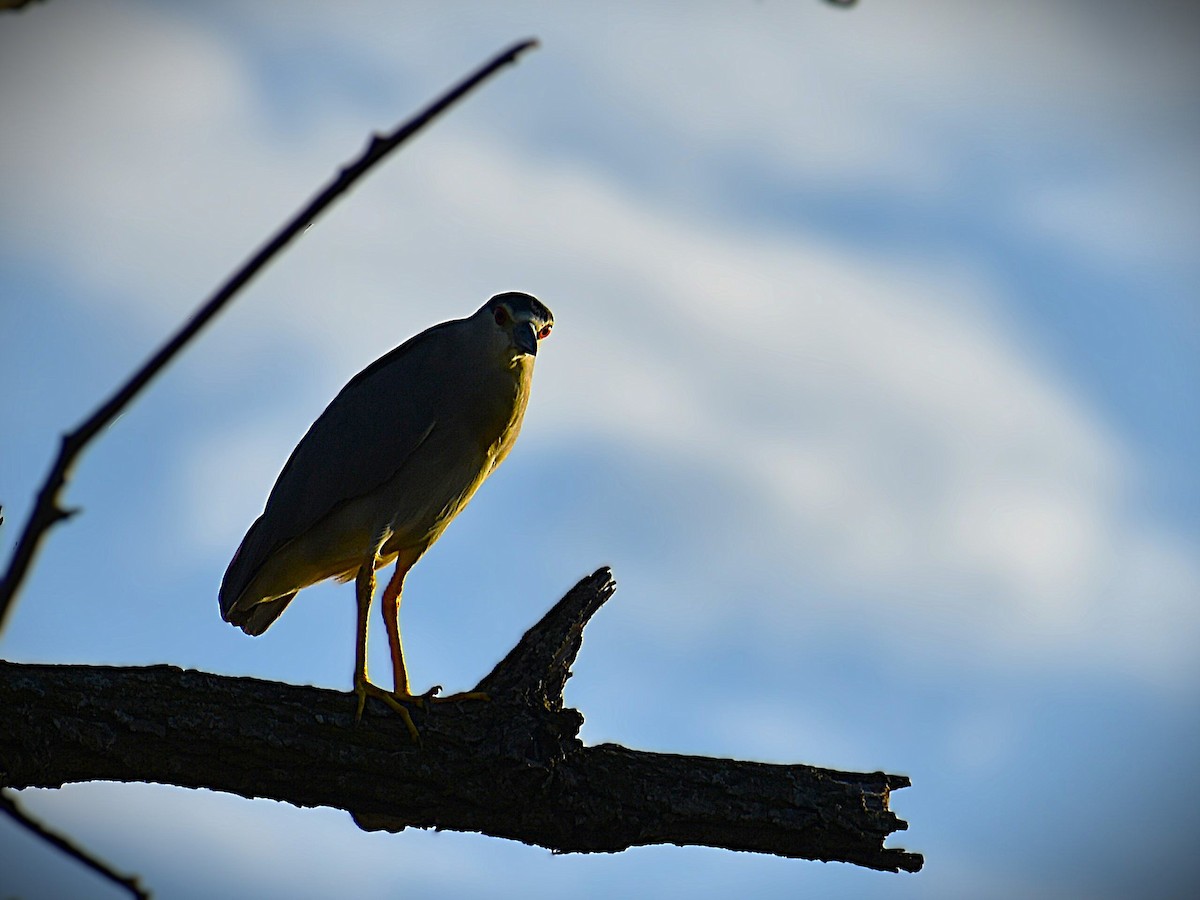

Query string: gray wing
219 318 462 619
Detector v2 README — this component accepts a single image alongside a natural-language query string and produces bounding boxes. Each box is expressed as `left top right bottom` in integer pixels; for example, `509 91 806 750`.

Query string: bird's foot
352 678 422 744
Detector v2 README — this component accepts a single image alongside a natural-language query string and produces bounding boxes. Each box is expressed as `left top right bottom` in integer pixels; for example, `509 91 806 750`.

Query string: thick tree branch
0 37 539 633
0 569 921 873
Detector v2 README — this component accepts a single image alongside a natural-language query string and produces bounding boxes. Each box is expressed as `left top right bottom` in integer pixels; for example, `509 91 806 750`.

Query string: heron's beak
514 321 538 356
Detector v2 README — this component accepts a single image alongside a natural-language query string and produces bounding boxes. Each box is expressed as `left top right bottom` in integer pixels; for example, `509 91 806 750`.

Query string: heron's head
483 291 554 360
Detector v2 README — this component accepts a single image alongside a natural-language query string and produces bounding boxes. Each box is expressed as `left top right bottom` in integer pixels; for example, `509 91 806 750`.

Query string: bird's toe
352 678 422 744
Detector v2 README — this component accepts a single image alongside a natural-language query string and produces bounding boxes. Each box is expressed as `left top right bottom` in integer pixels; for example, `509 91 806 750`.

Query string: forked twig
0 38 539 634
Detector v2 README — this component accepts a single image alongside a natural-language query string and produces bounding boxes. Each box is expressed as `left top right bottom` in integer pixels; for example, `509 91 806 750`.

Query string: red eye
537 323 552 340
494 306 509 326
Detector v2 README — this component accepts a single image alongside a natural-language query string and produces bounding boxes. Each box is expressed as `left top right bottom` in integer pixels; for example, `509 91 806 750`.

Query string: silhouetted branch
0 569 922 873
0 789 149 899
0 37 539 635
0 0 47 13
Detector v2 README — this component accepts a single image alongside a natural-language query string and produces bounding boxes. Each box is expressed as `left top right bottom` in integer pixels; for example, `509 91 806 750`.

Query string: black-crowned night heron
219 291 553 739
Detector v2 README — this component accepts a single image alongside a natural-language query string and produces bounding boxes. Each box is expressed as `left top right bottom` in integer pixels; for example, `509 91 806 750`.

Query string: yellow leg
352 561 373 709
379 556 487 706
352 559 420 743
381 557 414 697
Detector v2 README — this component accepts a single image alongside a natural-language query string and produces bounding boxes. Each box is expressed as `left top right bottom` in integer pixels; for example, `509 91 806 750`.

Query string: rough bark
0 568 922 873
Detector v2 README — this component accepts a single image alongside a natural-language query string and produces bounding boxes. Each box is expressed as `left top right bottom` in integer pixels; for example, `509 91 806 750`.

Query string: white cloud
5 6 1199 899
5 0 1197 691
178 121 1199 686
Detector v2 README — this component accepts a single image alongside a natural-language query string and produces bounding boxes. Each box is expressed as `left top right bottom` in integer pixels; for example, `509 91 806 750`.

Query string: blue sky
2 1 1198 897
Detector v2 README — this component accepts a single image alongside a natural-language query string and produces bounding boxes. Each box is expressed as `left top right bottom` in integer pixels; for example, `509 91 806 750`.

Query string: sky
1 0 1198 897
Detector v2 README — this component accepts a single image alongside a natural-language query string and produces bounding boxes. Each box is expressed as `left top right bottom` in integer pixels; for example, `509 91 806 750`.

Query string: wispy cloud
3 3 1198 896
6 0 1192 686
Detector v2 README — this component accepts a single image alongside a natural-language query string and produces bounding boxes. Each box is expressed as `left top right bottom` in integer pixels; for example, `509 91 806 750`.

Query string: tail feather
219 516 262 618
229 591 297 636
220 515 294 636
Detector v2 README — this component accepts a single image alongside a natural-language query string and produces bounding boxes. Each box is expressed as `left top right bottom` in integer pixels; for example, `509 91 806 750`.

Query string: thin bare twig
0 789 151 899
0 38 539 634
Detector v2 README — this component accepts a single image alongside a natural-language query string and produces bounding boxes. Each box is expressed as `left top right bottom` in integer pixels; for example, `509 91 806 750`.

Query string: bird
219 291 553 740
